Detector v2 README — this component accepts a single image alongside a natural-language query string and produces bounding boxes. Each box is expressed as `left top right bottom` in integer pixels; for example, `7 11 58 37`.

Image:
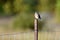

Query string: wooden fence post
34 12 40 40
34 18 38 40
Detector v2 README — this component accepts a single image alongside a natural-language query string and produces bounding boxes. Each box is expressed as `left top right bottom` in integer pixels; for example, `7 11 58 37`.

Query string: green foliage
13 12 45 30
0 5 3 13
13 12 34 30
0 0 59 30
55 0 60 22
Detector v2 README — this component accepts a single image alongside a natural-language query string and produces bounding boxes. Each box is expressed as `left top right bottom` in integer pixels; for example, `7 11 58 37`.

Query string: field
0 16 60 40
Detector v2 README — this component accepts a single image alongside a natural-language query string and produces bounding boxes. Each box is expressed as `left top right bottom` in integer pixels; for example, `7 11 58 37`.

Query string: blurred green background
0 0 60 32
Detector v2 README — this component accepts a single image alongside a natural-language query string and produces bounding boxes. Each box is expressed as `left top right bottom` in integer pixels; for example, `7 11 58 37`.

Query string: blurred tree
55 0 60 23
0 0 7 4
37 0 49 11
14 0 38 13
48 0 56 14
13 0 39 30
14 0 23 13
0 4 3 13
38 0 56 13
23 0 38 12
0 0 7 15
3 0 15 16
0 0 57 30
9 0 14 14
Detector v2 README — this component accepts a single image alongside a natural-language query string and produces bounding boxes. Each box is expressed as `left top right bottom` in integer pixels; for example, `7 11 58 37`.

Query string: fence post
34 18 38 40
34 12 41 40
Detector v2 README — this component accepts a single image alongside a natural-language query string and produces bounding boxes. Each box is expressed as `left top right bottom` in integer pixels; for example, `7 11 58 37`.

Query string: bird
35 12 41 19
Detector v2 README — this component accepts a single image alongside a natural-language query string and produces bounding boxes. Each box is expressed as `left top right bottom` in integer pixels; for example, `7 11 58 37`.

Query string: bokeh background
0 0 60 32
